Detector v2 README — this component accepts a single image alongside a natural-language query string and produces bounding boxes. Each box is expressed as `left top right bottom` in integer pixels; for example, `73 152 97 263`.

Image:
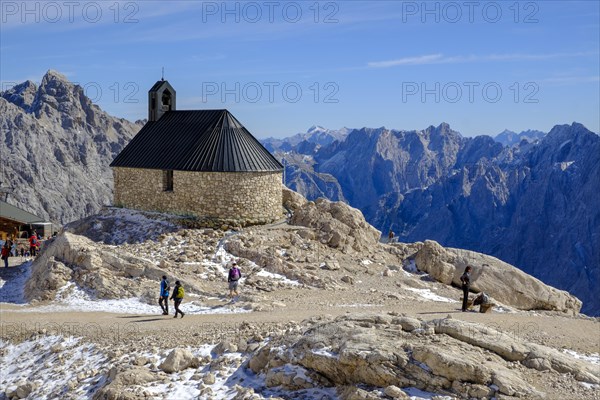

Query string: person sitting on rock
473 292 493 313
460 266 472 312
228 261 242 298
159 275 170 315
170 280 185 318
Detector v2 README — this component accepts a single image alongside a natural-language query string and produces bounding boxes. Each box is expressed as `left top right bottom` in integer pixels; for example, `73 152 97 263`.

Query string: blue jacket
160 279 170 297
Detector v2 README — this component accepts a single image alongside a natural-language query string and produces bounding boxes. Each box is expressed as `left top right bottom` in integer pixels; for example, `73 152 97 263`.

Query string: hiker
28 233 38 257
159 275 170 315
473 292 492 313
388 230 395 243
170 280 185 318
1 244 10 268
10 240 17 257
460 266 472 312
228 261 242 298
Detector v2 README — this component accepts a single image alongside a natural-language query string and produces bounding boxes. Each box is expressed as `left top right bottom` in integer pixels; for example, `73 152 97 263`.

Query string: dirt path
2 287 598 356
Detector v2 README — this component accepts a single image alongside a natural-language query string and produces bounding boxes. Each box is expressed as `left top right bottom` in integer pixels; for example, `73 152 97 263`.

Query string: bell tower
148 79 176 121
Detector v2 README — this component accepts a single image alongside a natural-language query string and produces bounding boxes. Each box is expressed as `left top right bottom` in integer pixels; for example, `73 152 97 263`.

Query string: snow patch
562 349 600 365
255 269 301 286
0 336 108 400
405 287 458 303
0 261 31 304
311 347 339 359
17 282 249 315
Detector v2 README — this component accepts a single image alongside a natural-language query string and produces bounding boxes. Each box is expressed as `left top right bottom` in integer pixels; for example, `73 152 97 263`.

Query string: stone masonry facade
113 167 283 226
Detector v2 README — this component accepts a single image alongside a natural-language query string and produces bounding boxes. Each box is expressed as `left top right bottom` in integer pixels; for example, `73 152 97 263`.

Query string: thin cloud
368 51 598 68
367 54 443 68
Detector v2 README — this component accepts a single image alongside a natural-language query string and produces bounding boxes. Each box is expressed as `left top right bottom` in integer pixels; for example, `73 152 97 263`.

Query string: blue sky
1 0 599 138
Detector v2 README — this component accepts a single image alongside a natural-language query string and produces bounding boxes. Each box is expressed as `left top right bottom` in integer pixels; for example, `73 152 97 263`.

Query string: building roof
110 110 283 172
0 200 46 224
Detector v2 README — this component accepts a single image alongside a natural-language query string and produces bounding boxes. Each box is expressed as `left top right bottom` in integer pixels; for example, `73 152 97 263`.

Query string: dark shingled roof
110 110 283 172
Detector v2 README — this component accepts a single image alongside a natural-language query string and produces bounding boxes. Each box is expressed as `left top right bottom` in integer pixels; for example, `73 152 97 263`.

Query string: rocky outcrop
23 231 201 303
0 70 142 224
249 313 599 399
290 197 380 252
412 240 582 313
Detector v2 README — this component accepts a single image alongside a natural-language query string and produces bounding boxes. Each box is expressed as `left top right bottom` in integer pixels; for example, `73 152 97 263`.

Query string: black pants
173 299 184 317
462 284 470 311
159 296 169 314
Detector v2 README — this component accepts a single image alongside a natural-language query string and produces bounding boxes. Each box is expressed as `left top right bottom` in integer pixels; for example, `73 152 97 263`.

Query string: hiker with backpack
228 261 242 298
28 233 38 257
170 280 185 318
159 275 170 315
1 244 10 268
460 266 472 312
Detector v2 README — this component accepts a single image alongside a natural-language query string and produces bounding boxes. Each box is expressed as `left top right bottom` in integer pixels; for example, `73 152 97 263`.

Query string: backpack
230 267 240 281
176 285 185 299
31 237 37 245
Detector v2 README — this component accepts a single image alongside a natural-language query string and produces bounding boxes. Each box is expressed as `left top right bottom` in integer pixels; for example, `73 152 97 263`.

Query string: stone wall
113 168 283 226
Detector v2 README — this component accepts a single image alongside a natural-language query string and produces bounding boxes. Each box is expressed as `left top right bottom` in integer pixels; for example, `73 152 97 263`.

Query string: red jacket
29 236 38 247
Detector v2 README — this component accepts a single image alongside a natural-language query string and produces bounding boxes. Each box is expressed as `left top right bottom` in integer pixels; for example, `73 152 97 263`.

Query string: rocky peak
1 71 141 223
1 80 37 111
29 70 98 130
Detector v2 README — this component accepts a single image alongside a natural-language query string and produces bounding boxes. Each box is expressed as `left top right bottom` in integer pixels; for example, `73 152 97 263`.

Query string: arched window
161 89 172 111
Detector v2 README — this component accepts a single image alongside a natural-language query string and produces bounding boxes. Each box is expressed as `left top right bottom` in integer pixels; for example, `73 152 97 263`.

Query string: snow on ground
0 261 31 304
255 269 301 286
403 387 454 399
75 207 180 245
0 336 109 399
404 259 418 273
563 349 600 365
404 287 458 303
0 335 526 400
16 282 249 315
311 347 340 359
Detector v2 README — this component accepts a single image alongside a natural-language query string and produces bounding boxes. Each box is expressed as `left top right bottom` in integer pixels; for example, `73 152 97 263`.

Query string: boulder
282 186 308 212
159 348 197 373
383 385 409 399
413 240 582 313
92 366 157 400
290 198 380 252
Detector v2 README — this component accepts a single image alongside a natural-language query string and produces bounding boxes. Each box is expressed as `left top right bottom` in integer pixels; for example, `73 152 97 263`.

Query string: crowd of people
0 230 45 268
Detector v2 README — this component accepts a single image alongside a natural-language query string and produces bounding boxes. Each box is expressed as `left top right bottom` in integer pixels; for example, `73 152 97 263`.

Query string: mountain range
263 123 599 316
1 71 597 315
